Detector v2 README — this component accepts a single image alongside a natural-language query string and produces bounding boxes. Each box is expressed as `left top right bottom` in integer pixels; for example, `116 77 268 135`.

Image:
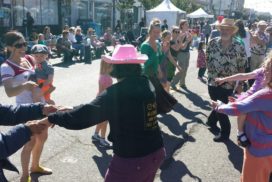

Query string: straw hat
102 44 148 64
216 18 238 34
257 20 268 27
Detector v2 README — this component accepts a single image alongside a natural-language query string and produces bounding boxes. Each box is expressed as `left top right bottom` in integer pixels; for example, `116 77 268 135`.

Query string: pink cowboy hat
102 44 148 64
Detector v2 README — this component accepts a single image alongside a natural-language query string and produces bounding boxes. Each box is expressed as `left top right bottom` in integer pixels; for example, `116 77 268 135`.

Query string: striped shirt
215 87 272 157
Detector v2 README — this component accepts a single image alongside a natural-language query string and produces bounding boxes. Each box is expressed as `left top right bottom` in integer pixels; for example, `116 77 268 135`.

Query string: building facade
0 0 144 37
210 0 244 17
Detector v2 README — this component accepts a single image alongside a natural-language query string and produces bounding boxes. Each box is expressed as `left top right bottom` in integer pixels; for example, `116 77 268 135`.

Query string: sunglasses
173 30 180 34
14 42 27 48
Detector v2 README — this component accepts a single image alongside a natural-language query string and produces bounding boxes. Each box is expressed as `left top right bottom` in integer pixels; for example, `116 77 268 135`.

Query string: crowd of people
1 14 272 182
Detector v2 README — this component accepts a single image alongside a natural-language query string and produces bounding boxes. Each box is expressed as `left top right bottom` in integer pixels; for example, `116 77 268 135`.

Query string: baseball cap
31 44 49 54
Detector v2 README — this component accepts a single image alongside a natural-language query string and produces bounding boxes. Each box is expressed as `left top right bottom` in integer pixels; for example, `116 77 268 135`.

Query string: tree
116 0 135 30
139 0 201 13
138 0 161 10
172 0 201 13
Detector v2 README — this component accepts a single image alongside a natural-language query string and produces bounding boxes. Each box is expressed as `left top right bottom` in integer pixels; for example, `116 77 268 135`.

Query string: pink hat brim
102 55 148 64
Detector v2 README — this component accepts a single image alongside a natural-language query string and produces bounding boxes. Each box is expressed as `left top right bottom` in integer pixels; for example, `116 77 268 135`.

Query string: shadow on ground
92 141 112 178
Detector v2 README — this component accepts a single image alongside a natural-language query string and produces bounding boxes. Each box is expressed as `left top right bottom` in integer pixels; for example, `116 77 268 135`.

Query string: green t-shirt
140 41 163 77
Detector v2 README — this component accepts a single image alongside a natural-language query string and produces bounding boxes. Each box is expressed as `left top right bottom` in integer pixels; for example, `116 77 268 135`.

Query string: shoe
30 166 52 175
213 134 229 142
20 176 31 182
237 133 251 147
92 133 101 142
99 138 111 147
170 85 178 90
179 84 187 89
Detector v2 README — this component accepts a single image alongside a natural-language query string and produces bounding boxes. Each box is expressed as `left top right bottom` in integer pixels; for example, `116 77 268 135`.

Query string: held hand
38 118 54 128
25 120 47 135
23 81 38 91
228 96 236 102
42 105 59 116
211 100 218 110
214 78 225 85
56 106 73 112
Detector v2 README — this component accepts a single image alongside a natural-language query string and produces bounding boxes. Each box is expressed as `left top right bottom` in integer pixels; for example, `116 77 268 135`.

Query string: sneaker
91 134 101 142
237 133 251 147
99 138 111 147
213 134 229 142
170 85 178 90
179 84 187 89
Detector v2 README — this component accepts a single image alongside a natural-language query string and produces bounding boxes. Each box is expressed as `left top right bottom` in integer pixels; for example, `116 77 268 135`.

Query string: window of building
13 0 58 26
94 1 112 33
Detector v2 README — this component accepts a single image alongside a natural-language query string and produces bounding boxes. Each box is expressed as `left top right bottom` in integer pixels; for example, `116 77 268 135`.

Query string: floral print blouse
206 37 247 89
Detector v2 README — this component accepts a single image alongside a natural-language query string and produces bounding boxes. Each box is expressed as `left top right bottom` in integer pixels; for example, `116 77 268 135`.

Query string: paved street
1 50 243 182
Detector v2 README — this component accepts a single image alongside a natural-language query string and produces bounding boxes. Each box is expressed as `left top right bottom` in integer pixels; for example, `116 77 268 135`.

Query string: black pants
198 68 206 78
205 34 209 45
208 86 233 138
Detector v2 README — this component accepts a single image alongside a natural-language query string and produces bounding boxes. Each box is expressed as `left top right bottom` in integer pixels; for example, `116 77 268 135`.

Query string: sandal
237 133 251 147
30 166 52 175
20 176 31 182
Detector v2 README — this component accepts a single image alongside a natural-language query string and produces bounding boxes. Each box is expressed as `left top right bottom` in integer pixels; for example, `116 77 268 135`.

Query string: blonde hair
148 18 161 35
263 50 272 88
161 30 171 40
100 60 112 75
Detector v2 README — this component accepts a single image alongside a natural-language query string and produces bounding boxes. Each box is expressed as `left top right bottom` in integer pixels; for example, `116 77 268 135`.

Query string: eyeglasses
14 42 27 48
173 30 180 34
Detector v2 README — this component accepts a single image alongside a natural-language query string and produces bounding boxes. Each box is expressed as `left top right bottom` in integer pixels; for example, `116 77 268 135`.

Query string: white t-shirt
242 31 251 58
1 57 35 104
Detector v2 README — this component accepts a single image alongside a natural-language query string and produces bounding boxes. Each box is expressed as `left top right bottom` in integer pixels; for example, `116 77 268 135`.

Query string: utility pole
113 0 116 29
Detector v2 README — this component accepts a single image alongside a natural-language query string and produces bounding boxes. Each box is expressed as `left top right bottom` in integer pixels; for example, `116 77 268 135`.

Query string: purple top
215 87 272 157
237 67 265 100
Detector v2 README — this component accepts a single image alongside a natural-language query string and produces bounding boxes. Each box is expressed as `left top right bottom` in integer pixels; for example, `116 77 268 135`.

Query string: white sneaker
99 138 111 147
91 134 101 142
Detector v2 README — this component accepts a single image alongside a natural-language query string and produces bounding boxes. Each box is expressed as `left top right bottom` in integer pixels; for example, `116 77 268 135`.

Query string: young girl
196 41 206 82
214 52 269 147
160 30 182 92
31 44 56 104
91 60 112 147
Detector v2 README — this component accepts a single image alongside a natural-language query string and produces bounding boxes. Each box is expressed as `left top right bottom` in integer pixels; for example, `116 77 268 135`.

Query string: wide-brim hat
31 44 49 54
258 20 268 27
216 18 238 34
102 44 148 64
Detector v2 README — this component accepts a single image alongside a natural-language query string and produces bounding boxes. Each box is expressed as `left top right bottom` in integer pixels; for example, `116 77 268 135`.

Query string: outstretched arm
215 71 257 85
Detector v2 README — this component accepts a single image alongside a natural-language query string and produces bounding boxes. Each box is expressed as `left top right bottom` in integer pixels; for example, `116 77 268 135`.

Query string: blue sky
244 0 272 13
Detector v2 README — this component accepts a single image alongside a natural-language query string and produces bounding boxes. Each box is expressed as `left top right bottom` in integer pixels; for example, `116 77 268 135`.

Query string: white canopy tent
146 0 186 29
187 8 214 19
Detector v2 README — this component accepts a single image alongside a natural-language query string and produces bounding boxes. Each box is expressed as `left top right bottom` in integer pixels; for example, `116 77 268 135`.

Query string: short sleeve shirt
206 37 247 89
1 57 35 104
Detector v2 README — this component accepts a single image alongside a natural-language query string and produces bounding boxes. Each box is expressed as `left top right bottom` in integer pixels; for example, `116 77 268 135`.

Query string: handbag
149 76 177 114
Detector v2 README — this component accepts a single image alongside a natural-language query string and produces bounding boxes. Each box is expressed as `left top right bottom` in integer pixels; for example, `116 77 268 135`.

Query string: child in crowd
38 33 46 45
214 52 270 147
196 42 206 82
31 44 56 104
91 59 112 147
160 30 182 92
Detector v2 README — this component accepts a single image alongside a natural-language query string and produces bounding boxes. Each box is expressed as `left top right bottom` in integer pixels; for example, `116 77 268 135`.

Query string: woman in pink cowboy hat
37 44 166 182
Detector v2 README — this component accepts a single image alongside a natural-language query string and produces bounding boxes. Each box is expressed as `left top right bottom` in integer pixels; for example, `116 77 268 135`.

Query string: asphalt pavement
1 49 245 182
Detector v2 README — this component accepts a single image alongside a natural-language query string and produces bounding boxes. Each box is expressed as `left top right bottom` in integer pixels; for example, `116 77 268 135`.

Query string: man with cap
206 18 247 142
37 44 166 181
